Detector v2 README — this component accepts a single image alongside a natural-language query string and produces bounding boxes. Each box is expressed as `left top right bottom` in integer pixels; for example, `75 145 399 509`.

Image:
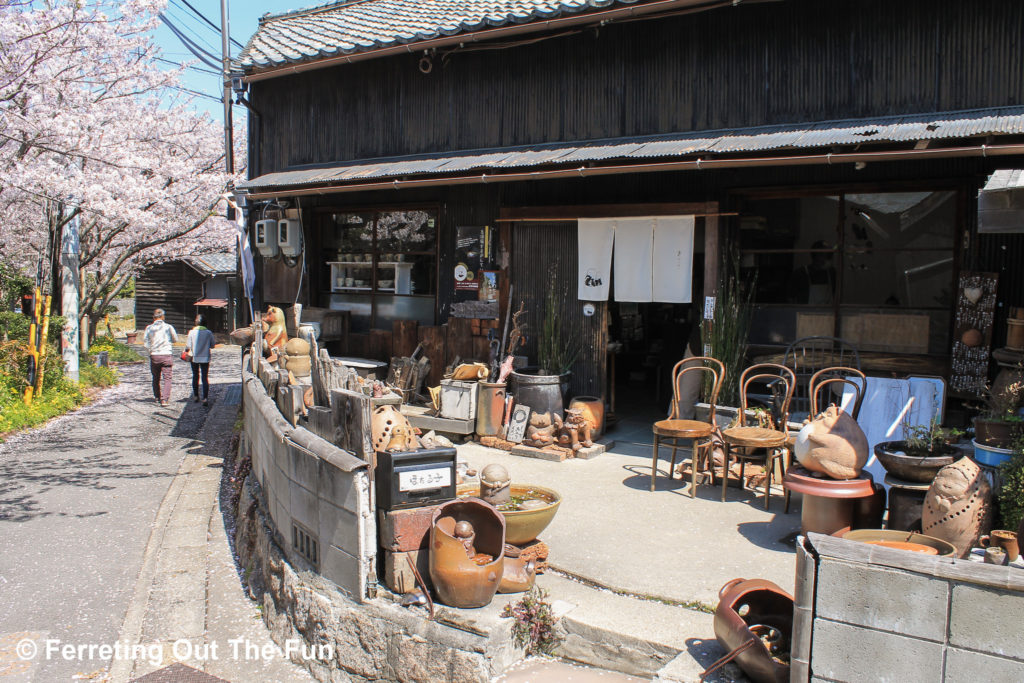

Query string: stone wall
242 367 375 601
235 479 520 682
795 532 1024 682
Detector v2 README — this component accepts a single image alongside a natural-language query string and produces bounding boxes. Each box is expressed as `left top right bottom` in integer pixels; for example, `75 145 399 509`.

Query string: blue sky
151 0 301 119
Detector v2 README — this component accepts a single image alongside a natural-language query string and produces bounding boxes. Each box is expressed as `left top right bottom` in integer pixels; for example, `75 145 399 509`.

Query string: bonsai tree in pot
874 419 965 484
973 375 1024 449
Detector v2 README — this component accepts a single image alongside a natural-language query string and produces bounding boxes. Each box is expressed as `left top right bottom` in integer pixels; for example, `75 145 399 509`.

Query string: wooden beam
499 202 716 221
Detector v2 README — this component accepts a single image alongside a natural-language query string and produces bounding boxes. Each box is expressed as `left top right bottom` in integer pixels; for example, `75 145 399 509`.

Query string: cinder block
378 505 440 552
319 500 360 557
383 549 431 594
321 544 362 599
945 647 1024 680
810 619 942 682
816 558 949 641
288 479 320 535
950 583 1024 659
287 440 319 491
317 457 359 513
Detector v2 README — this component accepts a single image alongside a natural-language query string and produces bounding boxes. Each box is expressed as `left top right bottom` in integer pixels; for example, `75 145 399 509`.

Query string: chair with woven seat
782 336 860 422
650 356 725 497
784 366 868 512
720 363 796 509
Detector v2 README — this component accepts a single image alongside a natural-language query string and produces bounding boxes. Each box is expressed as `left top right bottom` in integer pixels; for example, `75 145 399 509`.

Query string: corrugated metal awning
194 298 229 308
239 107 1024 195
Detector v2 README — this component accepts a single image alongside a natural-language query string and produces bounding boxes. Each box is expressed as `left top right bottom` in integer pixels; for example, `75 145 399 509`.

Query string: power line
165 5 222 56
169 0 245 51
155 56 221 77
158 13 222 71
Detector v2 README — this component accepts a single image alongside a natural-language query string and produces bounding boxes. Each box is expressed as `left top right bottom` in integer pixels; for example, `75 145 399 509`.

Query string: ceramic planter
713 578 793 683
973 417 1023 449
510 368 568 417
840 529 957 557
457 483 561 544
428 498 505 609
972 439 1014 467
873 441 956 483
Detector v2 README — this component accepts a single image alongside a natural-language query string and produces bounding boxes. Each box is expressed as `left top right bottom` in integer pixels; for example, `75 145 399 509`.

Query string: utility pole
61 211 80 382
221 0 234 175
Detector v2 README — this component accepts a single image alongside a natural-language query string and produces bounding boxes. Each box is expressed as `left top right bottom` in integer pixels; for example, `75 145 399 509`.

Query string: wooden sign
505 404 532 443
950 271 998 396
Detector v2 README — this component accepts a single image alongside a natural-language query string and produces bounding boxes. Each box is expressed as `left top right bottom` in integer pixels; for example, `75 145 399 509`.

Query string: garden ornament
429 498 505 608
523 411 561 447
558 407 593 451
262 306 288 362
793 405 868 480
480 463 511 506
371 404 418 453
922 456 993 558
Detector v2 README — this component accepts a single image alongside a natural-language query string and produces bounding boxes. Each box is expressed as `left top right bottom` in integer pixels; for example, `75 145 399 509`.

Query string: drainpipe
241 142 1024 200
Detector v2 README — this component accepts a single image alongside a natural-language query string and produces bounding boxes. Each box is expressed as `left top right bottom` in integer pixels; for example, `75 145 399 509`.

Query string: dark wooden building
236 0 1024 416
135 253 237 337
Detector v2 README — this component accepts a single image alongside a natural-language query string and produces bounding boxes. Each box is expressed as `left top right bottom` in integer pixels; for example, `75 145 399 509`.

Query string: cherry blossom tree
0 0 241 344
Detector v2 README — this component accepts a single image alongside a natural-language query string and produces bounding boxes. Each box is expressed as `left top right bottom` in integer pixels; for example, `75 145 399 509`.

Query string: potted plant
511 277 579 417
874 419 964 483
972 374 1024 449
996 436 1024 533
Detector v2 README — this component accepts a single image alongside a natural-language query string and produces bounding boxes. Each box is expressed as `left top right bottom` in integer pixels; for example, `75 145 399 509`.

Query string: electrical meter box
254 219 279 258
278 219 302 257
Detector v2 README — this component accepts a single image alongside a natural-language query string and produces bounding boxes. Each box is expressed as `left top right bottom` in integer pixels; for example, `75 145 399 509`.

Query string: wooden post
33 294 53 398
23 287 41 405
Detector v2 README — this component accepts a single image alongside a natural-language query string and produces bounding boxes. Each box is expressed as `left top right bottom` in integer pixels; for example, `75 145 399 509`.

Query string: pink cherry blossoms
0 0 242 338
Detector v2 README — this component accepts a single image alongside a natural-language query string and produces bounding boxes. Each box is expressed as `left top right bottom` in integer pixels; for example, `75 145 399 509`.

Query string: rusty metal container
713 578 793 683
428 498 505 608
476 382 507 436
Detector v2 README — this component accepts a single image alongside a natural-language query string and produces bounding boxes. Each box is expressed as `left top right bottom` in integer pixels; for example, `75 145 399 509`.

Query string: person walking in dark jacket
185 314 216 406
143 309 177 407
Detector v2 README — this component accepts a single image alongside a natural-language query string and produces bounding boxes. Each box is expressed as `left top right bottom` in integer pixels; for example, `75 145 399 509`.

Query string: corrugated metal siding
511 222 606 399
253 0 1024 174
135 262 203 336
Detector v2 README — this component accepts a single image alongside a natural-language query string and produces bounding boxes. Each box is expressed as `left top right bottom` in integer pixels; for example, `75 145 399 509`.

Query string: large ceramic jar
428 499 505 609
510 367 566 417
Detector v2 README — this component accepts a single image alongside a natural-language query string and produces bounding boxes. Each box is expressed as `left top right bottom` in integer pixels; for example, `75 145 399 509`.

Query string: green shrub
87 334 144 363
0 311 67 344
79 362 119 388
997 438 1024 531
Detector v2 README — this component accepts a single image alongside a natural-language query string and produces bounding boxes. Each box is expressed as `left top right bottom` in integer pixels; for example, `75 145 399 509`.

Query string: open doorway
606 224 705 446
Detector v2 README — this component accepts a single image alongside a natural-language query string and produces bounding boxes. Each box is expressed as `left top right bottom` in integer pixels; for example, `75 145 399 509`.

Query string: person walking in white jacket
185 314 216 406
143 308 178 407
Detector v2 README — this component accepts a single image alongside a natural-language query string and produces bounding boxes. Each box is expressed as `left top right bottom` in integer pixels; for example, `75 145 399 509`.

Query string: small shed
135 253 237 336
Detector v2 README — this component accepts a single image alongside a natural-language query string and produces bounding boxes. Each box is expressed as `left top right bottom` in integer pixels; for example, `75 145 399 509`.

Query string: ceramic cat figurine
793 405 868 480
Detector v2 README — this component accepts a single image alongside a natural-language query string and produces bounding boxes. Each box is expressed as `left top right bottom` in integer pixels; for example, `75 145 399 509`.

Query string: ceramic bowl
457 483 561 544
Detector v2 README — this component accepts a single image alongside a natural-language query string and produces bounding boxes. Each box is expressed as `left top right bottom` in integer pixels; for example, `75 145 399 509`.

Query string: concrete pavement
0 348 311 683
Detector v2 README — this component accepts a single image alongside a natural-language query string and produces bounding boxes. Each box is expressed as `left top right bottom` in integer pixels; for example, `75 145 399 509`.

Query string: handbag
181 349 192 362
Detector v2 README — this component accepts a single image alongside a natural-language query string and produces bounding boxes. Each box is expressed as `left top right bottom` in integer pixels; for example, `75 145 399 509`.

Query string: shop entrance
508 213 706 447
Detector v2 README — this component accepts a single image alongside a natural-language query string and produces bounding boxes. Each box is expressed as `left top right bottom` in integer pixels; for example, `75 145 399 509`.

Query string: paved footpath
0 348 311 683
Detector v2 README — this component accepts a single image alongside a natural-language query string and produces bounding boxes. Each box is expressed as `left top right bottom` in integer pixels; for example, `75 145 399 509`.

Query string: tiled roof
238 0 645 70
238 106 1024 193
187 253 236 275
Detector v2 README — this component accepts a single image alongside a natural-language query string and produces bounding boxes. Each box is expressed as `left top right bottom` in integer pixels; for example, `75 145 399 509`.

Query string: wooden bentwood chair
720 364 796 509
783 366 868 512
650 356 725 497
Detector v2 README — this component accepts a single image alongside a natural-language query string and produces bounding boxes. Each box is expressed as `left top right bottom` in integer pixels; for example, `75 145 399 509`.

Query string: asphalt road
0 351 238 682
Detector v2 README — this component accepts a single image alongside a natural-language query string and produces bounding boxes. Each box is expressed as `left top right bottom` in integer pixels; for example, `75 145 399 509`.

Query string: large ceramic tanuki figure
922 456 993 558
793 406 868 480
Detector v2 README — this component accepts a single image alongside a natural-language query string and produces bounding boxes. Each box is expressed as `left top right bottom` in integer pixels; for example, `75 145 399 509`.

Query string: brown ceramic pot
713 578 793 683
980 529 1019 562
922 457 994 558
568 396 604 438
428 498 505 609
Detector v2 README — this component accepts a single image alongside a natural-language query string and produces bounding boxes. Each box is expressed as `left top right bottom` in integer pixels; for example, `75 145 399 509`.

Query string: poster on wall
451 225 499 318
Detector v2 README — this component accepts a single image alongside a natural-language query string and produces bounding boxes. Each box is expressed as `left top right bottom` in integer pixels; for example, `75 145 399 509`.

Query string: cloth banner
613 218 655 302
652 216 695 303
577 219 615 300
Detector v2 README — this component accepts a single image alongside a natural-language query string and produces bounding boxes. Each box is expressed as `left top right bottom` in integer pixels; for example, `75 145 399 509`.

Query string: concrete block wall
243 363 375 601
799 533 1024 682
